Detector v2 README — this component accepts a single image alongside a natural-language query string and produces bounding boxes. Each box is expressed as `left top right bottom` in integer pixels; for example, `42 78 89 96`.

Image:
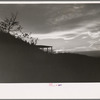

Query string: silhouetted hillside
0 31 100 82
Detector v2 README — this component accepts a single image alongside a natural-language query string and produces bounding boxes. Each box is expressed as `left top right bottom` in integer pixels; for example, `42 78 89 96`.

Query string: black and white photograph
0 3 100 83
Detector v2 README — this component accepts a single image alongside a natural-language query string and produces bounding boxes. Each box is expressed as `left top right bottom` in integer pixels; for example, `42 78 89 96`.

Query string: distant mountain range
75 50 100 57
55 49 100 57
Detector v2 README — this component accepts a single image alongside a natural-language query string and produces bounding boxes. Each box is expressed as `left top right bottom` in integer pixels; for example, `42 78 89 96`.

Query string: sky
0 4 100 52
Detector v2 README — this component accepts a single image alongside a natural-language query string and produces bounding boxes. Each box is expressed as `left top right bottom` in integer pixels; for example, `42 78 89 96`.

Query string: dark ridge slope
0 31 100 82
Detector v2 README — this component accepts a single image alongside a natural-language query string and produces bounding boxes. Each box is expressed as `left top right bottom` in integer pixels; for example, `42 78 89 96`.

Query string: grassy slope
0 31 100 82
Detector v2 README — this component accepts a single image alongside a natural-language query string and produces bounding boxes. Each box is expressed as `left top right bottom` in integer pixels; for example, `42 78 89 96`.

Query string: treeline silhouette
0 31 100 82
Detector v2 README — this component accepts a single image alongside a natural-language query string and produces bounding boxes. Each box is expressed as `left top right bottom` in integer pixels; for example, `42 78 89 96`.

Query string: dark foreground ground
0 31 100 83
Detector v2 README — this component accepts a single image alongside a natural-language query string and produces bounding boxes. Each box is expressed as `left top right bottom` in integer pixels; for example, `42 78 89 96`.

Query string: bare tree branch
0 12 21 33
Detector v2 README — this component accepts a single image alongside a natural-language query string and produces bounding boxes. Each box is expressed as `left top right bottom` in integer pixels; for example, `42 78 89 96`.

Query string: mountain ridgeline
0 31 100 82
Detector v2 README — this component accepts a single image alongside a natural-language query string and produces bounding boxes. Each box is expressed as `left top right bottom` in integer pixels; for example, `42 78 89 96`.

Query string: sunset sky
0 4 100 52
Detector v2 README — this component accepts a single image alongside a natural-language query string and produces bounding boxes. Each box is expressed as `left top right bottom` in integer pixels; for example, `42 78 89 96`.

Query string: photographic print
0 3 100 83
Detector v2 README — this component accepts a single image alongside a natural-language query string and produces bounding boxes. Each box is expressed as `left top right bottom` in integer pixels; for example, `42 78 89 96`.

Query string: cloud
30 28 83 40
1 4 100 34
1 4 100 52
31 20 100 40
65 46 97 52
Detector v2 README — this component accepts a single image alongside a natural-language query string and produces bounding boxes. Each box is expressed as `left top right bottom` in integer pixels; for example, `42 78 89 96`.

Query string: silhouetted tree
18 30 38 45
0 12 21 33
30 37 38 45
0 13 38 46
